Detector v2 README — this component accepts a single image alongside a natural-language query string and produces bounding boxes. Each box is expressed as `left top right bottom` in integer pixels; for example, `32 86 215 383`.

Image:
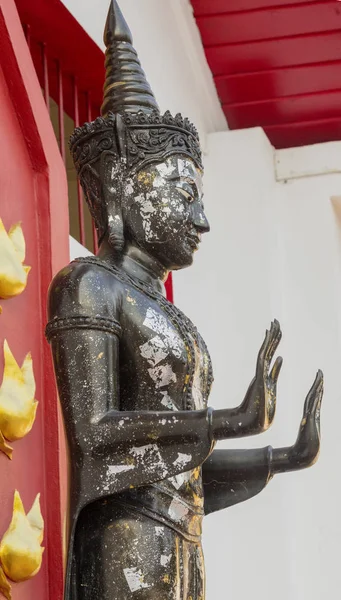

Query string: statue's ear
79 164 107 243
100 152 125 252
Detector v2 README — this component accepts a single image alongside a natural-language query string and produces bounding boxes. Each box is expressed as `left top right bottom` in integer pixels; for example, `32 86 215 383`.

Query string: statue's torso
74 257 213 541
119 290 212 540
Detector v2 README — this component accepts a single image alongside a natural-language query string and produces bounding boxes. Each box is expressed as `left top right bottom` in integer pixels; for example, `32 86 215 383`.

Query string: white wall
69 235 93 260
174 132 341 600
60 0 227 147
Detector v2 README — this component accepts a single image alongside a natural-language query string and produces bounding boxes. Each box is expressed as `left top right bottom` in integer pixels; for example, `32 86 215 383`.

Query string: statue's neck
98 240 168 295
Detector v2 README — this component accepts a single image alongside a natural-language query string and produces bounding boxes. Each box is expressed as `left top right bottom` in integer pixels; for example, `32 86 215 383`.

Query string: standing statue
46 2 323 599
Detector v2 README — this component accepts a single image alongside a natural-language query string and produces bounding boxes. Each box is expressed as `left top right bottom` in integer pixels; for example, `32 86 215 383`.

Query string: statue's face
123 156 210 270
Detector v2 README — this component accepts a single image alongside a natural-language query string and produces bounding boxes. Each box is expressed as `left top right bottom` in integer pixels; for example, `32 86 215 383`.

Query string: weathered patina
46 2 323 598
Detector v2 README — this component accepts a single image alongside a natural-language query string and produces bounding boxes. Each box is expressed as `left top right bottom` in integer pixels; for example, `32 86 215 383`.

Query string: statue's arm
47 262 273 495
211 321 284 439
204 371 323 515
202 447 272 515
46 265 281 455
47 263 215 492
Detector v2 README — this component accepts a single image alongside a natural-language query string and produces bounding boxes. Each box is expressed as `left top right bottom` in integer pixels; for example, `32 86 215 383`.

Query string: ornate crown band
70 110 203 174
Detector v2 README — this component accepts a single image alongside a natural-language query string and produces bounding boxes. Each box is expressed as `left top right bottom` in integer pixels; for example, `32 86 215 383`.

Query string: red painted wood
42 43 49 111
0 2 69 599
197 2 341 46
225 89 341 128
215 61 341 104
57 60 66 164
192 0 317 15
165 274 174 304
264 117 341 147
192 0 341 147
206 30 341 76
24 22 30 49
15 0 104 117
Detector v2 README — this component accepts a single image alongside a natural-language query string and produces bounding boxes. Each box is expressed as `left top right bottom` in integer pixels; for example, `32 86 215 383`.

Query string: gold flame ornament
0 491 44 585
0 341 38 457
0 565 11 600
0 219 30 299
0 431 12 461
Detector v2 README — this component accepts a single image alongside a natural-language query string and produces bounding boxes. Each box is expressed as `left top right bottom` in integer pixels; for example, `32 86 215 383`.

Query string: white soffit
275 141 341 181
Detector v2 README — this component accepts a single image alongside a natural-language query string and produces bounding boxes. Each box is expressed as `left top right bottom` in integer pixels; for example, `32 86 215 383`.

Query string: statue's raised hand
239 320 283 434
211 320 283 440
271 370 323 474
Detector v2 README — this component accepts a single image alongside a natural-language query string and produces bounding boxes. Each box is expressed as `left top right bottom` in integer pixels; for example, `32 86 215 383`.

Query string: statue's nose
193 205 210 233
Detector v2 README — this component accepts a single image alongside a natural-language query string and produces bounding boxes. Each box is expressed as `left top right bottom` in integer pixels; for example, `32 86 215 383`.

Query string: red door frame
0 1 69 598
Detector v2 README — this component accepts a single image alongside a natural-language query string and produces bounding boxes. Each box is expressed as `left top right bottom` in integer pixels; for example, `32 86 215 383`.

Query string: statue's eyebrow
168 172 195 180
168 173 199 190
167 173 181 181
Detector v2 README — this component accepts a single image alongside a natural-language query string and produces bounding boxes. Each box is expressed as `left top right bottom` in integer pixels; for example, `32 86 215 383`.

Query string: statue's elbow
246 414 272 436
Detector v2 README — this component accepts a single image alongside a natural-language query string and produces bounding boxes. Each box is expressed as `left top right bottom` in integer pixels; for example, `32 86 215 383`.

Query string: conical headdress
101 0 159 116
69 0 203 239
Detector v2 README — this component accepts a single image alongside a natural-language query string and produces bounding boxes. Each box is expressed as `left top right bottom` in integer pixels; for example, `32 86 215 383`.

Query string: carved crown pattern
69 110 203 173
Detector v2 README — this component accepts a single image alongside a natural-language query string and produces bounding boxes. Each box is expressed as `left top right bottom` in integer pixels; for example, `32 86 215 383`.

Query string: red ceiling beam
215 60 341 104
191 0 341 148
206 30 341 76
264 117 341 148
192 0 320 16
197 2 341 46
224 88 341 129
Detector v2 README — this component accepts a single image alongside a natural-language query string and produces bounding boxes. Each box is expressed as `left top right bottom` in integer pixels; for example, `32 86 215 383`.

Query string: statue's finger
269 356 283 383
314 393 323 436
268 393 277 423
265 319 281 354
263 325 275 371
303 370 323 415
256 328 271 372
266 324 282 366
312 371 324 414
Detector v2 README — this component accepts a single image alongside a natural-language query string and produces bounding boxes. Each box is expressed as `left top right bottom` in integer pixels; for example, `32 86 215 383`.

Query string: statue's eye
176 183 195 202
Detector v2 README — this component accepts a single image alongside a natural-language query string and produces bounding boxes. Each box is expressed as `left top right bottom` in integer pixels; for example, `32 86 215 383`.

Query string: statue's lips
187 234 201 250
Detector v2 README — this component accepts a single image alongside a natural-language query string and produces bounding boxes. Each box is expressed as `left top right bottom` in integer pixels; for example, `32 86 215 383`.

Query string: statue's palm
241 320 283 432
289 370 323 468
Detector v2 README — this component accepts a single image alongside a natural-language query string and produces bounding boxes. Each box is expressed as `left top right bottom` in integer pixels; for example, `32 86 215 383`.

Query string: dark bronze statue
46 2 324 598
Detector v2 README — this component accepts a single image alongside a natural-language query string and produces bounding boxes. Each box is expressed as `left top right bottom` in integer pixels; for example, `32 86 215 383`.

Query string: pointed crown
69 0 203 174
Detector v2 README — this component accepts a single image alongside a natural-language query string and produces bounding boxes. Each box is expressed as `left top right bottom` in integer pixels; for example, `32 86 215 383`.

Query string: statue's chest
121 293 213 411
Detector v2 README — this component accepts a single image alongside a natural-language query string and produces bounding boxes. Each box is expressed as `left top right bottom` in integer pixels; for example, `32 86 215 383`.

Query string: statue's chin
143 241 195 272
168 255 195 271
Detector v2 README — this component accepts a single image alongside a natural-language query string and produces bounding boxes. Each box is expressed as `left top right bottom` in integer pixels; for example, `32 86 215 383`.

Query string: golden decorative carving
0 432 12 460
0 341 38 458
0 219 30 299
0 565 11 600
0 491 44 588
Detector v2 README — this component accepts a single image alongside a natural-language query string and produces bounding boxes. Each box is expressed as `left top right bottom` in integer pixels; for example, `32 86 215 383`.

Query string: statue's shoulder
49 258 125 294
48 259 124 320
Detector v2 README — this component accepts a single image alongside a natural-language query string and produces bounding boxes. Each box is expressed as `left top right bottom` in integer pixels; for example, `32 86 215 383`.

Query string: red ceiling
191 0 341 148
